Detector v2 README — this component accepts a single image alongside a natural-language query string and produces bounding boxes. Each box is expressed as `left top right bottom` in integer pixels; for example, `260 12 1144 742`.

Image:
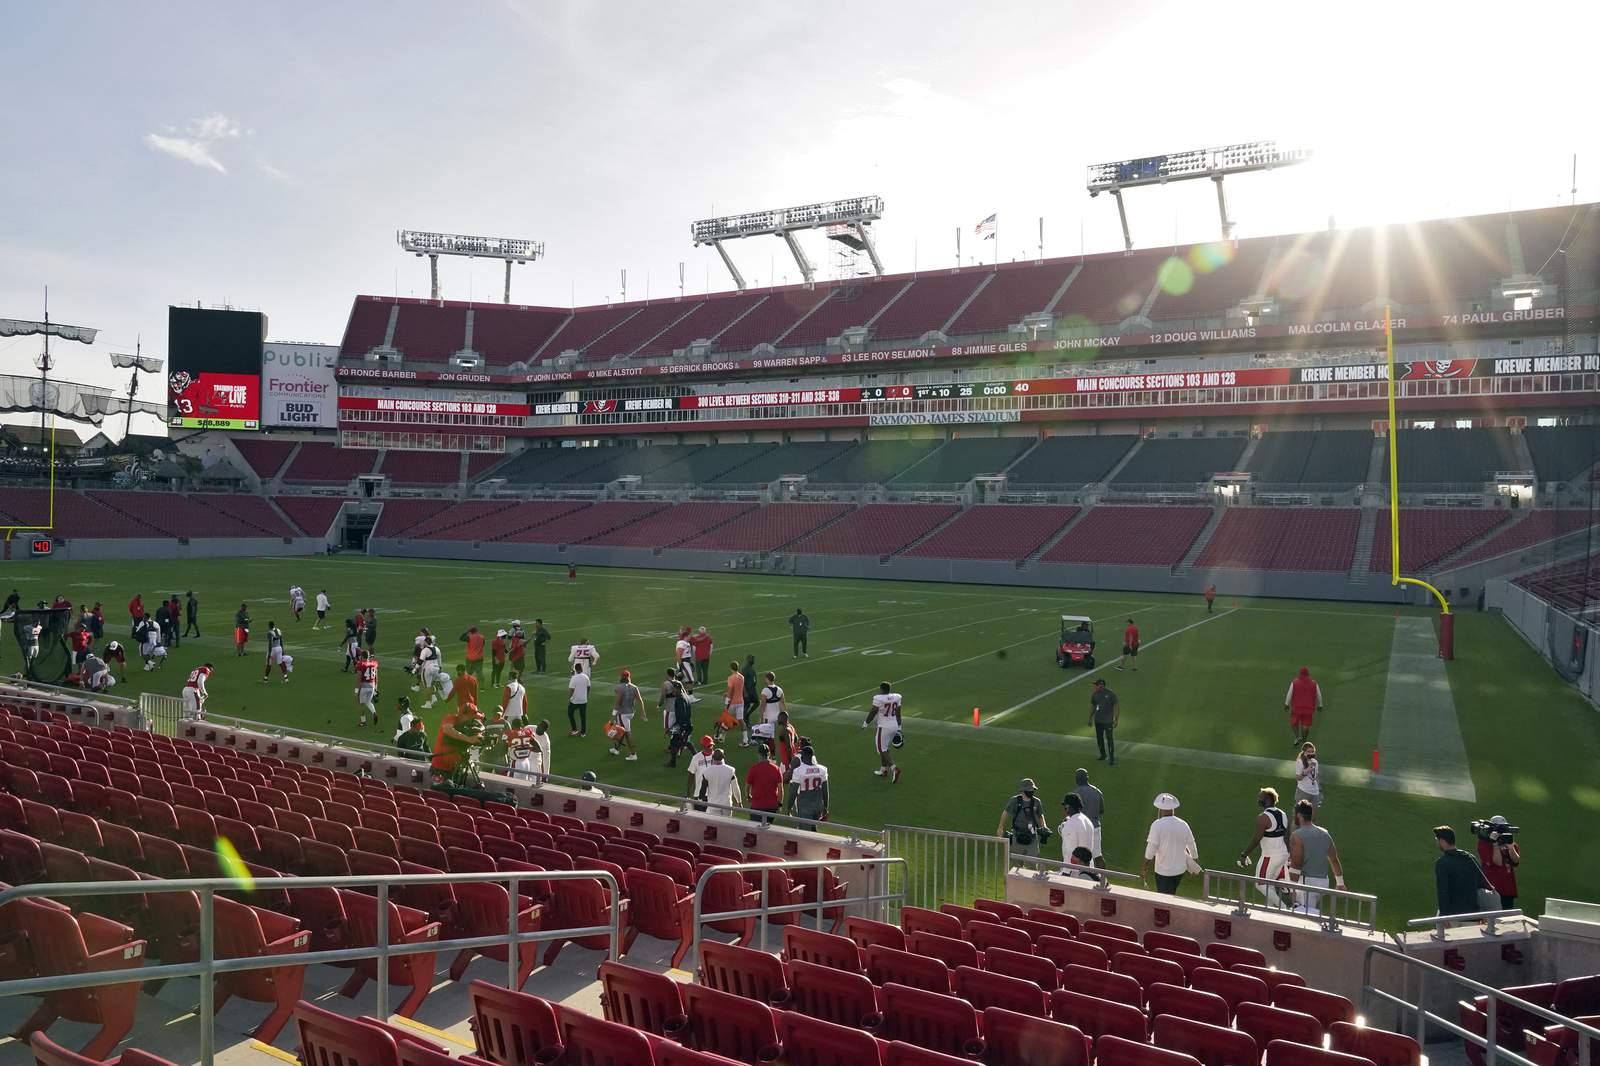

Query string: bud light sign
263 342 339 428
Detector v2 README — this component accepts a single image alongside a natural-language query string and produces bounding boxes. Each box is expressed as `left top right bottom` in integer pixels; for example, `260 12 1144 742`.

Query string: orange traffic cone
973 707 981 727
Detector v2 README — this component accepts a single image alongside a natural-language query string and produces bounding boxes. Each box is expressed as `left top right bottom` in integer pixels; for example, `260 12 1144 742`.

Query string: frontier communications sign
263 342 339 428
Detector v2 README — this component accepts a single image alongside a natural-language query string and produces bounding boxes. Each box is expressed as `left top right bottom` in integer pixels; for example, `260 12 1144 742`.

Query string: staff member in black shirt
1089 679 1119 766
533 619 550 674
1434 826 1486 918
184 592 200 638
789 608 810 658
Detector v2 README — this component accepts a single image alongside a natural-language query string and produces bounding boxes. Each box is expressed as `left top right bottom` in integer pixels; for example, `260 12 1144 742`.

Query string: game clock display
29 536 51 556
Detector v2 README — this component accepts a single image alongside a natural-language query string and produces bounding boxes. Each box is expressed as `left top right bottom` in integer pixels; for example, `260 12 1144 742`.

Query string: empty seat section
1516 554 1600 613
892 438 1033 485
400 501 522 540
191 495 298 537
466 453 509 481
271 497 349 537
947 262 1077 335
1148 238 1277 320
340 298 394 357
1197 508 1362 571
1386 214 1513 310
677 503 853 552
1005 435 1138 487
416 500 589 542
1453 509 1598 566
585 301 704 361
1113 437 1249 486
461 305 568 367
636 292 767 359
1054 252 1162 323
0 489 163 538
809 441 940 484
372 499 456 538
1523 426 1598 483
556 446 704 485
643 443 777 484
585 502 758 548
281 443 379 483
1368 509 1509 572
501 501 669 544
906 505 1078 561
709 441 856 485
1378 428 1522 487
871 272 986 341
784 279 909 347
788 504 958 556
1044 507 1211 566
715 289 831 352
378 450 461 486
494 448 618 485
1246 431 1374 489
85 492 267 539
538 304 644 361
232 438 297 480
391 303 468 361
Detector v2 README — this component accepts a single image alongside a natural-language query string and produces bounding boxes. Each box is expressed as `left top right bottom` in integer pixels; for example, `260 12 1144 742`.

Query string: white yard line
1374 616 1475 803
985 608 1239 725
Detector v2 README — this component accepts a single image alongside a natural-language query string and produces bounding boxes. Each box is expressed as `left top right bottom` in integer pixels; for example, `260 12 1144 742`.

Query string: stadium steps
462 308 477 352
706 295 770 345
1096 436 1146 487
578 306 647 356
889 505 970 557
456 451 470 487
625 302 704 357
1173 506 1227 572
999 436 1045 476
769 290 834 347
72 493 172 539
1041 263 1084 313
413 499 522 539
1348 508 1379 583
771 504 860 552
1361 433 1387 489
1020 505 1095 568
382 304 400 347
939 272 995 333
264 495 306 538
269 441 302 491
1434 509 1533 569
1233 434 1263 473
190 495 288 539
1511 430 1538 474
529 311 575 361
483 502 596 542
863 279 916 329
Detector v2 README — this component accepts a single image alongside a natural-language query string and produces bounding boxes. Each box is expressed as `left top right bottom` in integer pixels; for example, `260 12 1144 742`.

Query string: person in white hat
1141 792 1199 895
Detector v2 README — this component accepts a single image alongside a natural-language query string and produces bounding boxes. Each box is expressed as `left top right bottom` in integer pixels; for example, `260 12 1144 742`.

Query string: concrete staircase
1361 434 1387 491
863 280 915 329
1021 506 1094 568
891 506 968 558
939 274 995 334
1042 264 1084 314
1347 508 1379 582
1234 435 1263 474
625 302 702 357
772 505 860 553
1174 507 1228 572
1097 437 1146 489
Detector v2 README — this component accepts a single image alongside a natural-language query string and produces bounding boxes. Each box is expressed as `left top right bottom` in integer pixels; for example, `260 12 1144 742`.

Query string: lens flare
1187 242 1235 274
215 836 255 890
1054 314 1100 360
1157 256 1195 296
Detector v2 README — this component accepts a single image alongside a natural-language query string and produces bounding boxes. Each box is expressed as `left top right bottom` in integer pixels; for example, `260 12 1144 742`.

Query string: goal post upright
1384 304 1455 659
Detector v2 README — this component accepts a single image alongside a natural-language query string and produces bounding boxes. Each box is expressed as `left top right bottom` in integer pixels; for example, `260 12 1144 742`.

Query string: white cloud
258 163 292 185
143 112 244 175
143 133 228 174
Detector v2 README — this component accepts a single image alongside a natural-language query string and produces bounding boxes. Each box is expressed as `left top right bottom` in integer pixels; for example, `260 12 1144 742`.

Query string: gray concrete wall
370 537 1409 603
30 537 323 562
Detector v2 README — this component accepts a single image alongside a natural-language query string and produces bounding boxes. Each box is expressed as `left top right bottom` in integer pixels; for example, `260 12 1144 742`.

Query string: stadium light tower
1087 141 1311 252
396 230 545 303
692 196 885 291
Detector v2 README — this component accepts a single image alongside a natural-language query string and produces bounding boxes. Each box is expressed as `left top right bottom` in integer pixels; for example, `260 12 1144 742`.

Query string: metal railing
1 677 137 711
1362 943 1598 1066
1407 907 1527 940
1200 867 1379 932
688 856 908 967
883 825 1011 914
1012 851 1144 890
0 868 622 1066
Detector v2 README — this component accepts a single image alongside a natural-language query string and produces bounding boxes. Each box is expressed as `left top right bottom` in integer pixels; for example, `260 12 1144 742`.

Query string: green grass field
10 554 1597 929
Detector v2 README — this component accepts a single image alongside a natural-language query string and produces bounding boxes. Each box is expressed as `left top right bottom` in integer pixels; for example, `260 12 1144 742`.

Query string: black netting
8 607 71 684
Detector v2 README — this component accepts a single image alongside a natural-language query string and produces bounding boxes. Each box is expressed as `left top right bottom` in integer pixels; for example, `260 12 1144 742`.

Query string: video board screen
167 307 266 430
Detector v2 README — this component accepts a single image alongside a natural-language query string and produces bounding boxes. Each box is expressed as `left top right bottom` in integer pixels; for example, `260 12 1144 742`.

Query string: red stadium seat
541 875 625 967
29 1032 180 1066
1049 988 1148 1045
939 903 988 930
974 898 1025 923
1145 930 1202 955
623 868 696 969
353 828 401 858
884 1043 976 1066
1274 986 1357 1030
846 915 907 953
1113 951 1187 993
1153 947 1223 982
6 899 147 1060
1153 1014 1261 1066
654 1042 759 1066
683 982 783 1065
1235 964 1307 996
907 929 979 971
1038 934 1108 972
902 906 964 940
783 925 865 975
447 880 543 986
211 897 311 1042
1097 1035 1203 1066
294 1000 399 1066
1236 1002 1324 1050
867 944 953 994
299 838 351 877
983 1007 1091 1066
469 980 561 1065
1148 981 1233 1027
877 982 984 1058
699 940 790 1006
597 959 688 1038
650 852 695 886
338 889 441 1016
791 865 850 934
1007 917 1072 945
776 1009 886 1066
1082 931 1144 958
983 945 1060 991
953 965 1048 1016
1192 967 1271 1019
1084 919 1138 942
701 870 760 947
1264 1042 1378 1066
968 920 1033 957
786 957 882 1028
1061 962 1144 1008
1328 1022 1423 1066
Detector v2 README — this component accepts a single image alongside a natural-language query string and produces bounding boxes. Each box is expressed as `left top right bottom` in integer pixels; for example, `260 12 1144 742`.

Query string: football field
11 553 1597 928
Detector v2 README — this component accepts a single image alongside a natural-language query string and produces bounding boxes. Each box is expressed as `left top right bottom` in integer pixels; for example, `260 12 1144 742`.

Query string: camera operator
1474 816 1520 909
998 778 1048 857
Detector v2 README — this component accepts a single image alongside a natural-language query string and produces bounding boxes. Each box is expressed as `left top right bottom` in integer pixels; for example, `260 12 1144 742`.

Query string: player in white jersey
673 630 696 686
507 718 538 780
1237 787 1293 903
568 638 599 676
500 672 528 720
416 637 443 703
261 622 291 683
22 621 42 665
355 650 380 728
862 681 904 783
759 671 786 727
182 663 213 718
785 746 830 823
289 586 306 621
313 590 330 630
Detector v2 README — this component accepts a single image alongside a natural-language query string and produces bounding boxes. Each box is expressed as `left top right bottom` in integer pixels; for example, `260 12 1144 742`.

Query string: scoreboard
861 380 1033 401
168 307 267 430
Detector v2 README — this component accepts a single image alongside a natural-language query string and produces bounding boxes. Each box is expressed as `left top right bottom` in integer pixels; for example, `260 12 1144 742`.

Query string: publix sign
262 342 339 428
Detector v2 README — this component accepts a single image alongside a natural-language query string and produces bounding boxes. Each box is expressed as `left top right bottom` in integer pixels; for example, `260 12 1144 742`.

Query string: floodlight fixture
1086 140 1311 250
692 196 885 290
396 230 546 302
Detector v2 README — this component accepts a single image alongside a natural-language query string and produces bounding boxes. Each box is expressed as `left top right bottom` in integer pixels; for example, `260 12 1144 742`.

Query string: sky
2 0 1598 437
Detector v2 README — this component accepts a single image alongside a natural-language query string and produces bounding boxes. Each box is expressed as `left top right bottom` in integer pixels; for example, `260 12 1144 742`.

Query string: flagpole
1038 216 1044 261
956 227 961 269
993 216 999 267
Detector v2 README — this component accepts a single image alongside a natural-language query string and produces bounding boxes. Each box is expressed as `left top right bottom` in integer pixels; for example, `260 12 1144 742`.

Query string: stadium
2 6 1600 1066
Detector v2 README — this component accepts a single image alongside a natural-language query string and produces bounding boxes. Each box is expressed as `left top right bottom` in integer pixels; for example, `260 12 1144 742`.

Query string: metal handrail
1406 908 1527 940
1200 866 1379 932
1361 943 1598 1066
0 868 622 1066
1 677 138 708
1011 851 1143 890
688 856 908 968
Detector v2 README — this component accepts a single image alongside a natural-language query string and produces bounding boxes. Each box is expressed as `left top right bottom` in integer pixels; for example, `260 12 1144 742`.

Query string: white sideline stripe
985 609 1238 725
1375 616 1475 803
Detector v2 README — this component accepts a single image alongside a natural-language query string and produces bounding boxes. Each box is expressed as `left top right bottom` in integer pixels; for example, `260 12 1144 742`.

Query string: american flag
974 213 997 239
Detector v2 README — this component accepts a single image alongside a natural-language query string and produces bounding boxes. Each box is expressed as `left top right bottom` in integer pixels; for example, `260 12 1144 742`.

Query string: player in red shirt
355 650 380 728
1284 666 1323 748
745 744 785 825
1117 619 1140 672
689 627 713 685
490 629 508 687
128 595 145 624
